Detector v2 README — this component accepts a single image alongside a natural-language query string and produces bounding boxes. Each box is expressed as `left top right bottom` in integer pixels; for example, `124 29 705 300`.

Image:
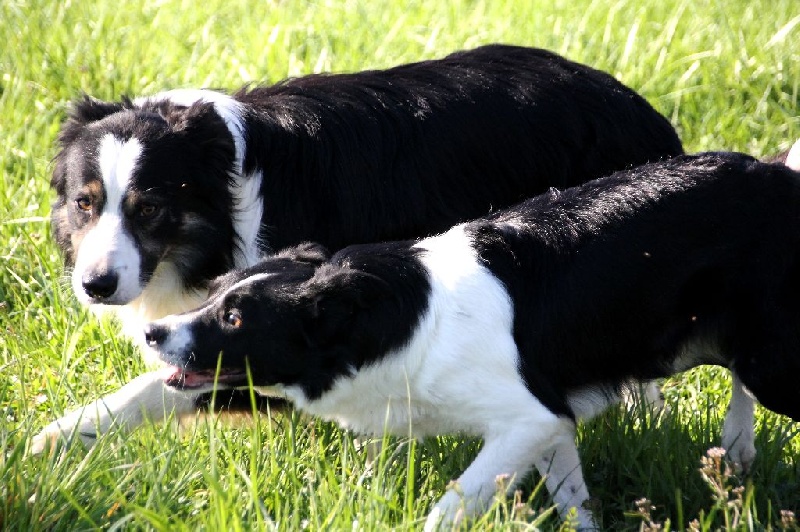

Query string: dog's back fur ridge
234 44 683 251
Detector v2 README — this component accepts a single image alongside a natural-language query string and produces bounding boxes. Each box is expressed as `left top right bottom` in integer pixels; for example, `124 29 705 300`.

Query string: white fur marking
231 169 264 266
279 225 594 528
785 139 800 172
534 427 595 526
158 322 194 359
568 386 620 420
72 135 143 304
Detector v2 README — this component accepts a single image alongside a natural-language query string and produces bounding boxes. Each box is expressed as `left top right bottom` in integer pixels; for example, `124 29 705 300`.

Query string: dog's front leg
721 371 756 471
534 430 595 528
424 417 590 530
30 371 198 454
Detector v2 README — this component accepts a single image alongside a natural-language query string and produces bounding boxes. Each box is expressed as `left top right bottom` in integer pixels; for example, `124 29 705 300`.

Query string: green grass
2 0 799 529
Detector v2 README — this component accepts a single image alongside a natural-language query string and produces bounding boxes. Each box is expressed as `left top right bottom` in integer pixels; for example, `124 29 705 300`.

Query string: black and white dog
34 45 683 451
142 152 800 529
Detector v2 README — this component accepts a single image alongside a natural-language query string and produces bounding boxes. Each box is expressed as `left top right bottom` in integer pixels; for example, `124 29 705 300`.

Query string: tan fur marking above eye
84 179 103 198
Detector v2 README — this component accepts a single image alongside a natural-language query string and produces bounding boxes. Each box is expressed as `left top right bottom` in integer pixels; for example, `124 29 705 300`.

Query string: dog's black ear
303 269 392 347
278 242 331 266
73 95 129 121
60 96 128 141
164 102 236 171
164 102 229 141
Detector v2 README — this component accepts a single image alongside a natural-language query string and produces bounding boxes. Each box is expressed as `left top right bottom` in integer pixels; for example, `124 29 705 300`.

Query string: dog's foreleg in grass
423 416 594 530
534 428 595 528
30 371 198 454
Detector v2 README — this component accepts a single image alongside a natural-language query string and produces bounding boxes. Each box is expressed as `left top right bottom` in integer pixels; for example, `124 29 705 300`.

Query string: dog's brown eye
139 203 159 218
75 197 92 212
224 310 243 328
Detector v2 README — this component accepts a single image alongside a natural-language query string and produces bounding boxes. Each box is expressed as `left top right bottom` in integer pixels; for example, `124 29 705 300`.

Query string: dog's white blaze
785 139 800 172
136 89 264 267
156 318 195 358
98 134 142 205
205 271 277 308
72 135 143 304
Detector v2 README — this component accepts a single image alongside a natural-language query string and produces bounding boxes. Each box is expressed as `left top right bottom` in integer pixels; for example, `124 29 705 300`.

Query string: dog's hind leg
721 372 756 471
30 371 199 454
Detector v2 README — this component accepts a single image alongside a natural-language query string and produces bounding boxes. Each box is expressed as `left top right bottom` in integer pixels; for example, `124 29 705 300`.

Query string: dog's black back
469 153 800 420
238 44 683 250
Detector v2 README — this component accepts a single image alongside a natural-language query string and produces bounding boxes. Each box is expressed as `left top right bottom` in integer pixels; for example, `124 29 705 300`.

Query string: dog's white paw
29 412 99 455
423 491 466 532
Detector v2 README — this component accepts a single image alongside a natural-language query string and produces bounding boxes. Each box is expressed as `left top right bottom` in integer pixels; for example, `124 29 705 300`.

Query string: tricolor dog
144 153 800 528
34 44 682 450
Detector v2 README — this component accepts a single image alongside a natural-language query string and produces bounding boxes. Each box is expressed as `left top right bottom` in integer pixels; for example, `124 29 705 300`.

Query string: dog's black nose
143 323 168 348
82 271 119 299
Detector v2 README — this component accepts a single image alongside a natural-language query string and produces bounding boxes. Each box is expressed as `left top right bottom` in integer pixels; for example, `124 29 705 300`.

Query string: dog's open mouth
161 366 247 390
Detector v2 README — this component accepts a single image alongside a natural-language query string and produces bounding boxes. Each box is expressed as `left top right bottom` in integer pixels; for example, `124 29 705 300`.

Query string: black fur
470 152 800 420
237 45 683 251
